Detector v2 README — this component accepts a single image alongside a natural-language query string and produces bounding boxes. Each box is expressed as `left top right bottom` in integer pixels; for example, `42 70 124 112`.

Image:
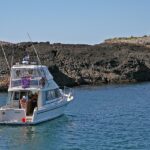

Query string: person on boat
31 93 38 109
39 77 46 87
26 93 38 115
26 94 32 115
20 96 27 109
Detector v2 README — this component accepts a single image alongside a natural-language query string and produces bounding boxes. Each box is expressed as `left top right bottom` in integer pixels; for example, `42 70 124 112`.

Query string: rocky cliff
1 36 150 89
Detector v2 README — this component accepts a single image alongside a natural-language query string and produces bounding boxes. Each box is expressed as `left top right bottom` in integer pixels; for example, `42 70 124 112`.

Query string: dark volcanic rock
48 65 76 87
1 36 150 89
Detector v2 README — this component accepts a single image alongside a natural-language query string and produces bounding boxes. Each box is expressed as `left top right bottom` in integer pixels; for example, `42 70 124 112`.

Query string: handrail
11 78 41 88
63 86 73 96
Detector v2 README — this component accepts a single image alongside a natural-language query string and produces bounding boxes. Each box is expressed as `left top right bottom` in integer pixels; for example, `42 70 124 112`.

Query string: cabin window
12 91 28 101
47 91 53 100
46 89 62 101
55 89 62 98
13 92 20 100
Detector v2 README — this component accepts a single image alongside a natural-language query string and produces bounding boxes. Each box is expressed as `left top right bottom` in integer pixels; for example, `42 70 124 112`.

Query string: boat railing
10 77 43 88
1 102 18 109
63 86 74 97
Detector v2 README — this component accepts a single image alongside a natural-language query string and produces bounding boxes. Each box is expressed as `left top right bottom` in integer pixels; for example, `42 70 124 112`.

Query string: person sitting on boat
39 76 46 87
20 96 27 109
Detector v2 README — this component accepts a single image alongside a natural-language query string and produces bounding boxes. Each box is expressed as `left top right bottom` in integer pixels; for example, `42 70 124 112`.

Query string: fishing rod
27 33 41 65
0 43 10 70
26 33 48 86
11 48 14 67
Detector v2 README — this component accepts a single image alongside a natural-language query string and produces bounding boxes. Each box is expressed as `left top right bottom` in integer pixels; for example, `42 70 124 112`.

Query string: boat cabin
7 64 62 116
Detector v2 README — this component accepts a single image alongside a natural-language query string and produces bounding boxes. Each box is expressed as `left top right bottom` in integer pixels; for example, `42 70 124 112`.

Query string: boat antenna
11 48 14 67
27 32 41 65
27 33 48 85
0 43 10 70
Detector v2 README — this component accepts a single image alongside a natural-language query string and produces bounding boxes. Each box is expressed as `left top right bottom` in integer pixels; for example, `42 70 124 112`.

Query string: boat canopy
9 65 56 89
11 65 53 80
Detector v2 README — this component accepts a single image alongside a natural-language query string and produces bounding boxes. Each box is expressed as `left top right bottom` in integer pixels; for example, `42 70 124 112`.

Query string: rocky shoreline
1 36 150 91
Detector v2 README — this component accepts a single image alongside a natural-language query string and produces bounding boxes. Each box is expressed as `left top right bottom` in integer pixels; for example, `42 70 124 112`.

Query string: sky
0 0 150 44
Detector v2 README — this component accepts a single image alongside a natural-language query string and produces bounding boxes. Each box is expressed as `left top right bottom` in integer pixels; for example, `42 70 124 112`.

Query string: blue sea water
0 83 150 149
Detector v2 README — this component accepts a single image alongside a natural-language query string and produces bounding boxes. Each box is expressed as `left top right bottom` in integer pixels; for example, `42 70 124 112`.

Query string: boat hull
0 98 72 125
32 102 68 124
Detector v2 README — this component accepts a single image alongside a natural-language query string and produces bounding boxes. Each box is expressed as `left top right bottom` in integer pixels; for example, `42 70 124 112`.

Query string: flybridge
10 65 53 89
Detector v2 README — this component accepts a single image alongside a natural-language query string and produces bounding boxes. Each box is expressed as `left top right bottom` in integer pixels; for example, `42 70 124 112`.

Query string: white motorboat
0 59 73 125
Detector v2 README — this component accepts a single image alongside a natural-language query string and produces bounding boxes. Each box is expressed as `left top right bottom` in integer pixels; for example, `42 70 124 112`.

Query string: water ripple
1 83 150 149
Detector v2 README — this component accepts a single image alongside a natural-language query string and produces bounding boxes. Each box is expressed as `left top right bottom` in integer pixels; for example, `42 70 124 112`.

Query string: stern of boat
0 107 27 124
